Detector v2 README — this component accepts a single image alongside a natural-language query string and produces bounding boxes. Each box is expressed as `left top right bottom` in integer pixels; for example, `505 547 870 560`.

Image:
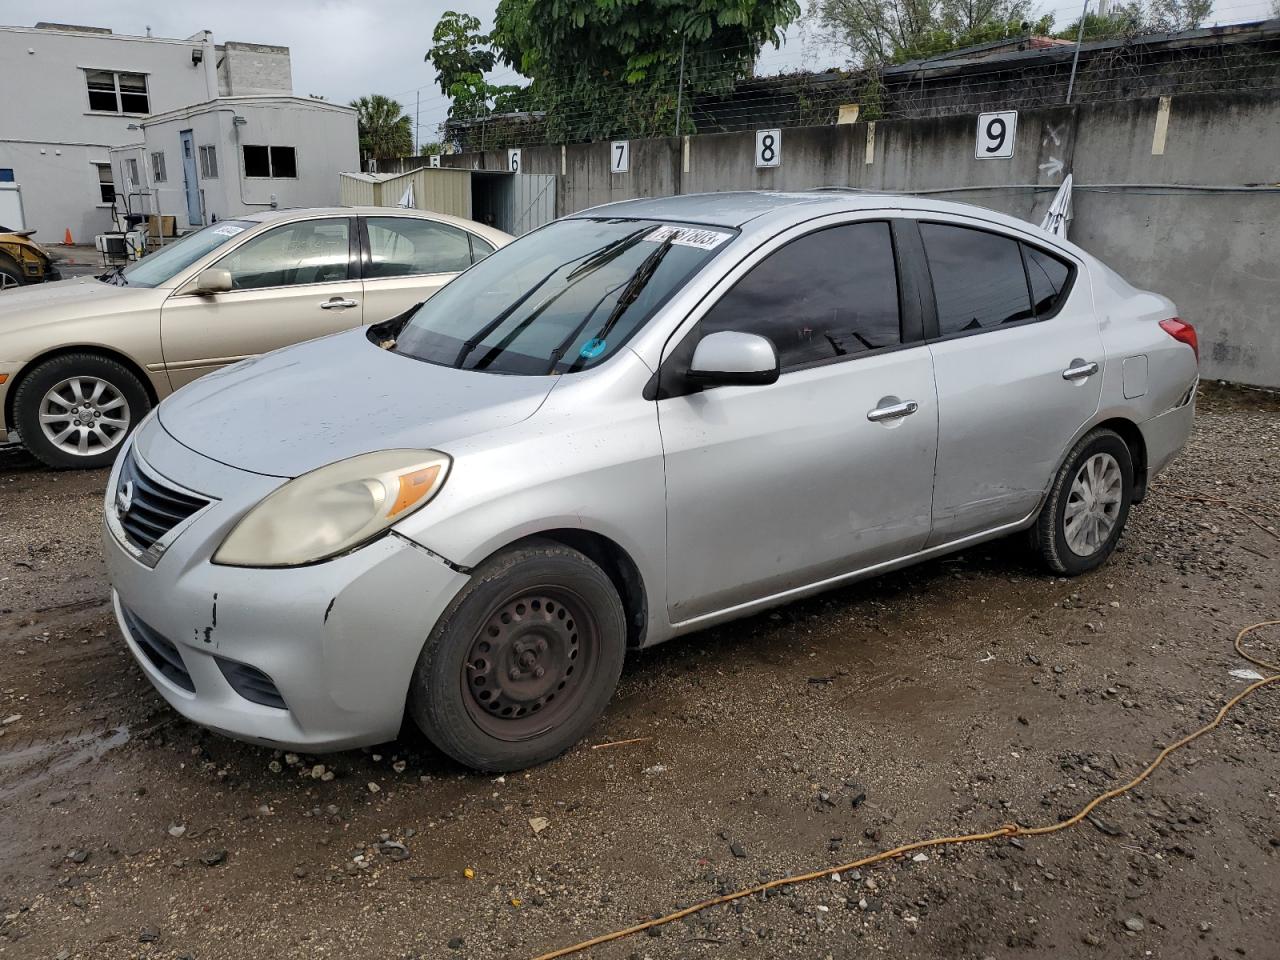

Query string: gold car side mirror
194 268 232 295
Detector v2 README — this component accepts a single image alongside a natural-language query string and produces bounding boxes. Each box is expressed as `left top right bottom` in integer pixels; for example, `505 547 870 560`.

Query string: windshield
114 220 255 288
391 218 735 375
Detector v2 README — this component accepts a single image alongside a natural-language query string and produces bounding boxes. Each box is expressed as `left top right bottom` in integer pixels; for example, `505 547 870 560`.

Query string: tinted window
217 219 351 289
243 145 270 178
701 222 900 369
1023 244 1072 315
270 146 297 178
366 217 473 277
921 223 1033 336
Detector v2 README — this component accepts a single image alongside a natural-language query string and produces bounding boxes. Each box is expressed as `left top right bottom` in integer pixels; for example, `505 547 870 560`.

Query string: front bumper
102 421 471 752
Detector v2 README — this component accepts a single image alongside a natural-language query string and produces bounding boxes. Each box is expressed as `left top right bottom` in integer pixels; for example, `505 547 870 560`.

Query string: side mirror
687 330 780 387
194 267 232 295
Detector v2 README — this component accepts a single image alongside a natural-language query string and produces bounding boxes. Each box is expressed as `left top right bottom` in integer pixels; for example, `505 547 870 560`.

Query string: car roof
568 190 1085 258
235 206 512 242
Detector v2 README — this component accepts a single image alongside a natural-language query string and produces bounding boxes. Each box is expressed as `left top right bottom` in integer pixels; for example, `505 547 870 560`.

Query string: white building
0 21 349 241
109 97 358 231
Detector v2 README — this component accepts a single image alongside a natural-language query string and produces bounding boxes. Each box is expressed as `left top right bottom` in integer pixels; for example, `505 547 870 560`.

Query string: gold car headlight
213 449 451 568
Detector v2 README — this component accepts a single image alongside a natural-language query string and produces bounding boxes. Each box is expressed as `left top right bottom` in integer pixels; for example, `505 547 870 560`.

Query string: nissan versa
102 192 1199 772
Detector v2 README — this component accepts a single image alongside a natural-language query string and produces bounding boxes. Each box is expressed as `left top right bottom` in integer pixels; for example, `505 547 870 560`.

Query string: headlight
213 449 451 568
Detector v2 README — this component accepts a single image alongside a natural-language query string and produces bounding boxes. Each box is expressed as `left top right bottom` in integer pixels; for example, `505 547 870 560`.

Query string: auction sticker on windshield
643 225 732 250
212 224 246 237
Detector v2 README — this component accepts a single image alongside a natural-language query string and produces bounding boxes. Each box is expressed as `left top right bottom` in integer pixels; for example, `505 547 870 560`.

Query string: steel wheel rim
461 588 599 742
1063 452 1123 557
37 376 131 457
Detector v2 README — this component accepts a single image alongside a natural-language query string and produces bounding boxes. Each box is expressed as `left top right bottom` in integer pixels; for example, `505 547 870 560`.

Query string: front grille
121 605 195 693
216 658 288 710
116 449 208 551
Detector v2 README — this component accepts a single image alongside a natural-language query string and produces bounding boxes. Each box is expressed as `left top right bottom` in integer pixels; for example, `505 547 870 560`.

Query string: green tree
812 0 1044 67
1056 0 1211 40
426 11 498 96
349 95 413 161
491 0 802 141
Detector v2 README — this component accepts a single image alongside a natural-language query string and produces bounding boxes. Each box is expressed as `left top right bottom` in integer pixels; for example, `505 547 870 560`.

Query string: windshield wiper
552 235 676 374
99 264 128 286
451 227 655 371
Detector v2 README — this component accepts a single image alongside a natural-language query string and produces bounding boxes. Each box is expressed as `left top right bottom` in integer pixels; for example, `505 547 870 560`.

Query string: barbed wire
433 28 1278 151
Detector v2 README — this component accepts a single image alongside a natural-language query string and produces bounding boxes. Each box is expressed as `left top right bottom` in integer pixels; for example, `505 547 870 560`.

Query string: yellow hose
532 619 1280 960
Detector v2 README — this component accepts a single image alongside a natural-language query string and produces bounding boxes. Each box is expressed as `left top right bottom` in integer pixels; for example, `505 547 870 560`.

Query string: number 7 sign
610 140 629 174
976 111 1017 159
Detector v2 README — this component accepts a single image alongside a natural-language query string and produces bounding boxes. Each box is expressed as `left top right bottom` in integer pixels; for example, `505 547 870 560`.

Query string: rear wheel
0 255 23 290
12 353 151 469
1033 428 1133 575
408 540 626 772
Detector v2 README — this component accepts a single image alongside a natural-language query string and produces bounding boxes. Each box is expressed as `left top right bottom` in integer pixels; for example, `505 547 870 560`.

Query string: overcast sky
2 0 1271 145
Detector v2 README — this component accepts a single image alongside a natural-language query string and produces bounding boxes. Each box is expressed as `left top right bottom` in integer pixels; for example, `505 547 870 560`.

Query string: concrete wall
445 92 1280 387
216 42 292 96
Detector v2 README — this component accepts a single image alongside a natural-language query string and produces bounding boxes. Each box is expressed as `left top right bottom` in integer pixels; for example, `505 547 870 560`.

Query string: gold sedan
0 208 510 468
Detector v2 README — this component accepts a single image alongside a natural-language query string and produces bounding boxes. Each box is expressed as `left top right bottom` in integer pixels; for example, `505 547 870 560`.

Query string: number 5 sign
755 129 781 168
976 111 1017 159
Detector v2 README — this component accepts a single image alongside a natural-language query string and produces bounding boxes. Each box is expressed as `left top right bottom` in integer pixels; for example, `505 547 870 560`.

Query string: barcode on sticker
644 226 731 250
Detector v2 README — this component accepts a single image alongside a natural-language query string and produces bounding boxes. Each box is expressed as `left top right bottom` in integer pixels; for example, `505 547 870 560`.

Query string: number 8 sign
975 111 1017 159
755 129 781 168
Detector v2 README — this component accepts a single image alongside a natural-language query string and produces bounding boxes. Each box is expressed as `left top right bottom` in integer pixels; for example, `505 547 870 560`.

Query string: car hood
0 277 158 336
156 328 558 477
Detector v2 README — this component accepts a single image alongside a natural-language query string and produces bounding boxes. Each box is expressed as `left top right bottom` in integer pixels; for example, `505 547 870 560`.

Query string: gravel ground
1 383 1277 960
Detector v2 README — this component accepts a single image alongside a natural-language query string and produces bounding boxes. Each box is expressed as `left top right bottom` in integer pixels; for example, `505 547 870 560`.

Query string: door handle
320 298 359 310
866 399 919 423
1062 360 1099 381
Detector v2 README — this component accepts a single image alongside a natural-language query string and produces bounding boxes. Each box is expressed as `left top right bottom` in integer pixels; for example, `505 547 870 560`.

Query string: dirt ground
1 383 1277 960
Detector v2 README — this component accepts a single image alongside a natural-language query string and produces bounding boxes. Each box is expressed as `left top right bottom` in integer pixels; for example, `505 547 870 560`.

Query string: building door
179 130 202 227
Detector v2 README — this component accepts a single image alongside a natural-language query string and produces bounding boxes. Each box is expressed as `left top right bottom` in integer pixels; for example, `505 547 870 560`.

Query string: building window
0 168 14 183
243 144 297 178
151 151 167 183
199 145 219 179
125 158 139 186
85 70 150 114
95 164 115 204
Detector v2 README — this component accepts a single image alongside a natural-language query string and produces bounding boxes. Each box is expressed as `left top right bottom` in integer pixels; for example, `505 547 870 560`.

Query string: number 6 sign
975 111 1017 159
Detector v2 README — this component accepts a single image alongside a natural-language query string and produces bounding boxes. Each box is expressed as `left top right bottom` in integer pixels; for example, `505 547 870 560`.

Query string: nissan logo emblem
116 479 135 518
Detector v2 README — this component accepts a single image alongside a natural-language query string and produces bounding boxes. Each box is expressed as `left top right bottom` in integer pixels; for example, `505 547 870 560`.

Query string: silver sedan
102 192 1199 771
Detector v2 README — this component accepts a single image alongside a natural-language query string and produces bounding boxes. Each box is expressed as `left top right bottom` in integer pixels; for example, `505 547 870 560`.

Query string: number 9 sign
975 111 1017 159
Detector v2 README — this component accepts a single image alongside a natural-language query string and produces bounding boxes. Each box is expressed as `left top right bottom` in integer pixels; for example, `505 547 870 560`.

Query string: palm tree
349 95 413 166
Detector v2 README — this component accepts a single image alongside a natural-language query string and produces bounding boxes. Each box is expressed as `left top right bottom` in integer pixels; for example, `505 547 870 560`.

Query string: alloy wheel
37 376 131 457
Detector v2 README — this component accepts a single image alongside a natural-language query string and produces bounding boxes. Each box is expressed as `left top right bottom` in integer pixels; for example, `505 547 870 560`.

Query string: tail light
1159 317 1198 362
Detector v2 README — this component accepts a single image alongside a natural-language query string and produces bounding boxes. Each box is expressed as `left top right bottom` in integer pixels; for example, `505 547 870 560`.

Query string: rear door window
700 221 902 370
365 217 474 277
920 223 1033 336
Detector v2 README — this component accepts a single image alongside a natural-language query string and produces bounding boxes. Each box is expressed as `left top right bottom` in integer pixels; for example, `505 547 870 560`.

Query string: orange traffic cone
63 228 74 245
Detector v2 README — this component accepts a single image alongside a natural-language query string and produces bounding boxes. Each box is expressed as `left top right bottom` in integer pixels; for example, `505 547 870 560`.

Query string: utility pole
415 90 421 155
674 31 687 137
1065 0 1090 105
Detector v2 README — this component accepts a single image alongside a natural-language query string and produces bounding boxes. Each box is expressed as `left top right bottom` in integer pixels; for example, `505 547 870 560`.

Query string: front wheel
1033 428 1133 575
12 353 151 469
408 539 626 772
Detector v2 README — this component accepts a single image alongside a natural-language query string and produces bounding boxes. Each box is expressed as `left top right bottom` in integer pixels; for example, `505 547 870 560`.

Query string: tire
12 353 151 469
408 539 626 772
0 255 23 289
1033 428 1133 575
